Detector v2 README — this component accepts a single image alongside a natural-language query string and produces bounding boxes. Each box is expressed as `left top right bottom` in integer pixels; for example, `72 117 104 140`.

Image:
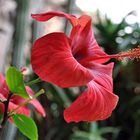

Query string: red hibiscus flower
31 11 140 122
0 73 46 118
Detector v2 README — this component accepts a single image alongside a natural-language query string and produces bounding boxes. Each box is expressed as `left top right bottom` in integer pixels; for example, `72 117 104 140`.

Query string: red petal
0 73 9 98
11 86 33 105
89 62 114 91
9 102 30 116
64 81 118 122
31 12 109 64
70 15 109 64
0 103 4 113
0 93 6 113
31 11 78 26
11 87 46 117
8 103 30 123
26 87 46 117
0 93 7 101
30 100 46 117
31 32 93 87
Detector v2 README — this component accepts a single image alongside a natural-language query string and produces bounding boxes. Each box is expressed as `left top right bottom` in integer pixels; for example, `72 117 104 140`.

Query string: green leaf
12 114 38 140
6 67 29 98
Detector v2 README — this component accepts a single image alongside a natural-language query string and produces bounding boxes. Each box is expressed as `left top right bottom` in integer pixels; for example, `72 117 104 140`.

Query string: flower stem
25 78 42 86
8 89 45 117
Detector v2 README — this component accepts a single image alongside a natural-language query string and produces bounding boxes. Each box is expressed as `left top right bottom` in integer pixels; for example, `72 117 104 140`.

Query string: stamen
111 45 140 60
79 45 140 65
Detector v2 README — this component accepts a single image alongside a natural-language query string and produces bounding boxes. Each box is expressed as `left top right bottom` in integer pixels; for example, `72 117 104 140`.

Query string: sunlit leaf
6 67 29 98
12 114 38 140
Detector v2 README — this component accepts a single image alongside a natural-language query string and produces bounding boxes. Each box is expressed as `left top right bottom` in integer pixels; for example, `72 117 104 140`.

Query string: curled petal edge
31 11 78 26
64 81 118 123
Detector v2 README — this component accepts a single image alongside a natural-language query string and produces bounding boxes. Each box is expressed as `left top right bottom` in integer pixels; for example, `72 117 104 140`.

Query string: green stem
25 78 42 86
8 89 45 117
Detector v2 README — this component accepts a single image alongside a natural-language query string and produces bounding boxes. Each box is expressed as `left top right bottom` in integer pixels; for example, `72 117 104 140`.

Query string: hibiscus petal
10 87 46 117
31 11 78 26
0 93 7 113
30 100 46 117
70 15 109 64
89 62 114 91
64 81 118 122
26 87 46 117
0 103 4 113
0 93 7 101
31 32 93 87
9 102 30 116
0 73 9 98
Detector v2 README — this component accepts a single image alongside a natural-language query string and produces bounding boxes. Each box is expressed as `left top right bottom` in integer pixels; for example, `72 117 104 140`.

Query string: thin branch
1 93 12 126
8 89 45 117
0 93 13 136
25 78 42 86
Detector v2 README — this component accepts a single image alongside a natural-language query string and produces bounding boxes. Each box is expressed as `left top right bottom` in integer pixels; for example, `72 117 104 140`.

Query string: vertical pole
2 0 30 140
64 0 76 34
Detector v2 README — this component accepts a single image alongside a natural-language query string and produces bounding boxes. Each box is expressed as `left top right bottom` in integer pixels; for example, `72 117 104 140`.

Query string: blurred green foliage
94 12 140 140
